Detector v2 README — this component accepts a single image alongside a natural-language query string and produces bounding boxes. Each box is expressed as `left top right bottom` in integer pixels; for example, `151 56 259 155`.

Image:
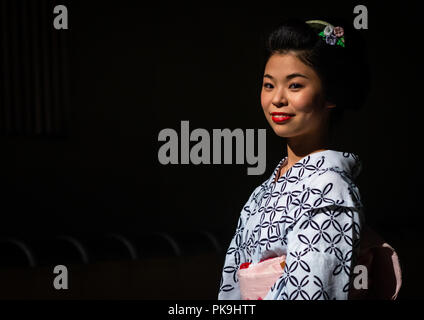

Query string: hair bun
266 18 371 112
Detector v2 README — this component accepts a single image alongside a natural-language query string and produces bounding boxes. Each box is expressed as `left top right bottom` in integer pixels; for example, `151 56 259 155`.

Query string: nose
271 90 288 108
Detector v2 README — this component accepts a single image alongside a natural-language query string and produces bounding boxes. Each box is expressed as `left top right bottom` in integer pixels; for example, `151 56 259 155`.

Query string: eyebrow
263 73 309 80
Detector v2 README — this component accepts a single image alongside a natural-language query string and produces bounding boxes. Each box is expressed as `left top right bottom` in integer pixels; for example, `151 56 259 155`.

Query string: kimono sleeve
264 204 363 300
217 185 260 300
217 214 244 300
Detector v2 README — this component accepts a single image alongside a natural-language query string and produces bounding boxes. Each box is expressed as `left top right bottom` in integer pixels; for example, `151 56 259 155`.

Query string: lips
271 112 295 116
271 112 295 123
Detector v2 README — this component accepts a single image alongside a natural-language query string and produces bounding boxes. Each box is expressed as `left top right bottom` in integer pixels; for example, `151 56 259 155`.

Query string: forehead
265 53 317 79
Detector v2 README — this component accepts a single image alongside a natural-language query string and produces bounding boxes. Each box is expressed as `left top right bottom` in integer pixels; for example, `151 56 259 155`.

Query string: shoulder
297 168 362 209
307 166 355 188
239 176 275 217
248 177 272 201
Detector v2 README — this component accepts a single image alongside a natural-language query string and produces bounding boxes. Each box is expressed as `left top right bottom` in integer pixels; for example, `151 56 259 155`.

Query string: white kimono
218 150 364 300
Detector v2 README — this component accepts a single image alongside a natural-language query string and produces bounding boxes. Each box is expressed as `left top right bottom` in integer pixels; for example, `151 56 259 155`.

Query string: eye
289 83 303 89
263 83 274 89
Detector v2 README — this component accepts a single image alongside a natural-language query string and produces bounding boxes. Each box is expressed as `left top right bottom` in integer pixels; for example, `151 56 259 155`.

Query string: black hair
264 18 371 131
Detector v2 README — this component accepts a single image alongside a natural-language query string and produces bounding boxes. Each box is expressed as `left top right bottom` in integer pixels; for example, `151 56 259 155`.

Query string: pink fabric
349 225 402 300
237 256 286 300
236 226 402 300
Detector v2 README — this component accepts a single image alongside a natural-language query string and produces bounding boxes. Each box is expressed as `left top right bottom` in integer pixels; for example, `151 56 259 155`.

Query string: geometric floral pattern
218 150 365 300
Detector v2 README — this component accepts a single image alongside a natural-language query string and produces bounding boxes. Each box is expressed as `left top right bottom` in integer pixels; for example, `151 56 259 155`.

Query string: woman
218 19 401 300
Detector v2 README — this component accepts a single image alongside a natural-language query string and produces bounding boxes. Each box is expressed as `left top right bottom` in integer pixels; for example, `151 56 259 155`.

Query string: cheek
261 90 272 109
290 90 323 113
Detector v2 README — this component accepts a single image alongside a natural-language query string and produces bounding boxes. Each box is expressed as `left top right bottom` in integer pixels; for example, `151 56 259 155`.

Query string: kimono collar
270 150 362 185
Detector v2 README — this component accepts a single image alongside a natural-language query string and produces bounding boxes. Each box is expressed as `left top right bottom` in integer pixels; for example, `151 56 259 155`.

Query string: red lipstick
271 112 295 123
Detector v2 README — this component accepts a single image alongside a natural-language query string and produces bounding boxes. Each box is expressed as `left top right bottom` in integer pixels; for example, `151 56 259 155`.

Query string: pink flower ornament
333 26 344 37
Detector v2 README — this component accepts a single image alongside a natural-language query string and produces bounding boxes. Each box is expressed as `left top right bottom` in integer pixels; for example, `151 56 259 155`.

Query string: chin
271 128 291 138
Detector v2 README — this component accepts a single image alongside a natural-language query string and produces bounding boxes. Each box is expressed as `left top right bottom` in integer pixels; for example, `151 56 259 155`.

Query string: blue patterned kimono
218 150 364 300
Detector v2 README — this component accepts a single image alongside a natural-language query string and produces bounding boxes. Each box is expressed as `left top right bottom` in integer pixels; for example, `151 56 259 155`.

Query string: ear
325 101 337 109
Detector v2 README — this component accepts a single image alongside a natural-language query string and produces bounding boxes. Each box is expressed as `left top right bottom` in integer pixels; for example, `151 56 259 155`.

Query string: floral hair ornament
305 20 345 48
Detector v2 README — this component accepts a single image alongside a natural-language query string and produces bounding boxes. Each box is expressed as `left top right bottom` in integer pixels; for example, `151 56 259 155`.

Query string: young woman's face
261 52 334 139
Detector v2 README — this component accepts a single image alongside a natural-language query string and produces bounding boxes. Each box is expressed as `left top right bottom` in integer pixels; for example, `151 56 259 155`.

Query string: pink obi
237 226 402 300
237 256 286 300
349 225 402 300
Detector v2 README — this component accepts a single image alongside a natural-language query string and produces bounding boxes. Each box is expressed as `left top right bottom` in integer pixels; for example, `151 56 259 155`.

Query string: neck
284 127 332 169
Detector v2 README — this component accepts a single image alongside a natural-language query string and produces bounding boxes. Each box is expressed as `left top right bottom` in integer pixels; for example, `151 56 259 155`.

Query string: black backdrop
0 0 422 299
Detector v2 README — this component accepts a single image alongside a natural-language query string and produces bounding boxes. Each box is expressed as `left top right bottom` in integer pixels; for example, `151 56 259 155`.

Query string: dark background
0 0 422 299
